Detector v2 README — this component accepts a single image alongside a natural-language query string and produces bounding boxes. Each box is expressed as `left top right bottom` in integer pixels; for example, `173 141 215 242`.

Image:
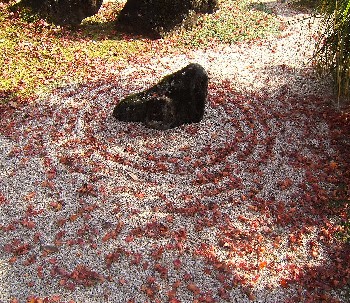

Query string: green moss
291 0 320 11
168 0 280 47
1 0 281 103
0 1 146 103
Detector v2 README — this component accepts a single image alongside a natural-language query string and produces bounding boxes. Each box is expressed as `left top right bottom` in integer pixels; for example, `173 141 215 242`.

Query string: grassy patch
169 0 280 47
0 1 147 103
290 0 320 12
0 0 281 103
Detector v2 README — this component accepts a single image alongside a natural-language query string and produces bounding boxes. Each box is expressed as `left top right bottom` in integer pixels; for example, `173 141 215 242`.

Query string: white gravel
0 1 348 303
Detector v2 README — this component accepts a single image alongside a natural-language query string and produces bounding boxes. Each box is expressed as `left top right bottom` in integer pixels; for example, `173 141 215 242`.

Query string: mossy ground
169 0 280 46
0 0 280 103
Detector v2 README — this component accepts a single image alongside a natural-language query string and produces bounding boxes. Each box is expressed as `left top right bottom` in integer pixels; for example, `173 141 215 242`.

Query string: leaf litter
0 1 350 303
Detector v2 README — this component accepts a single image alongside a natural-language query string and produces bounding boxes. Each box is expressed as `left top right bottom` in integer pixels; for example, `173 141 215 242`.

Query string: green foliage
314 0 350 104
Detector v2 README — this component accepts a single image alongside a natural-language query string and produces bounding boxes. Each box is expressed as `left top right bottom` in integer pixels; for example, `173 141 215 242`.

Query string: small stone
128 172 139 181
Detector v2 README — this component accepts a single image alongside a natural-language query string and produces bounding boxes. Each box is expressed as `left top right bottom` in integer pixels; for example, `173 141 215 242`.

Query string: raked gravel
0 1 347 303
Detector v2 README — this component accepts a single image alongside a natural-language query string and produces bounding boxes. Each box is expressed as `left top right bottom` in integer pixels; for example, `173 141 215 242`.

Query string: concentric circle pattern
0 3 349 302
0 71 347 302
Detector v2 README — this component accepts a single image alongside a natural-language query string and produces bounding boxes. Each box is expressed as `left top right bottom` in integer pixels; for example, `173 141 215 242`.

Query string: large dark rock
15 0 103 25
117 0 218 38
113 63 208 130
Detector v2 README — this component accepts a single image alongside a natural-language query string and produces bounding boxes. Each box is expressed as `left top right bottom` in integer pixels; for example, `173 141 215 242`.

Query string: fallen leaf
259 261 267 269
187 282 200 295
329 160 338 170
41 245 59 254
24 192 36 201
280 278 289 288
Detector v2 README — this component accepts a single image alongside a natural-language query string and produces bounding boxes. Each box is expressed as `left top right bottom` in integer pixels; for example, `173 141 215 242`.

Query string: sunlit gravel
1 2 348 303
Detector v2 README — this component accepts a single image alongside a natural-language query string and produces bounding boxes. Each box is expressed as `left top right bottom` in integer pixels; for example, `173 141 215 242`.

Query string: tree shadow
0 89 22 105
248 0 319 18
247 1 276 15
7 0 153 42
